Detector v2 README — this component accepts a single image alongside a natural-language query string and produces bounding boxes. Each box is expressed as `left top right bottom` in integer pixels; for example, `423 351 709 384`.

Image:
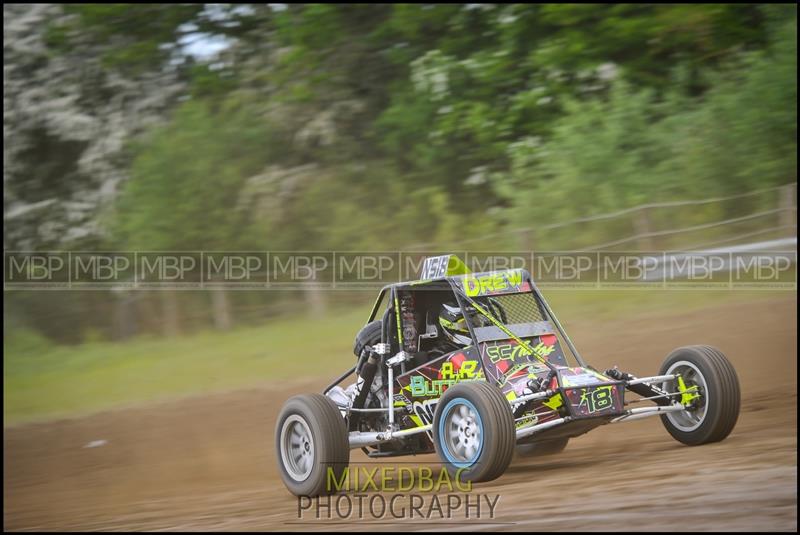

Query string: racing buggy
276 255 740 496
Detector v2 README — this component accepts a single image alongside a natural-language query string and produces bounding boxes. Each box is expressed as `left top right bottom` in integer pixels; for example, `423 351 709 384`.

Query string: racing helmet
438 302 476 346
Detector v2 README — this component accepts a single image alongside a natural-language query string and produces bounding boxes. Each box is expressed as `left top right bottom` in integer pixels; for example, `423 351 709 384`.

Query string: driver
433 301 487 355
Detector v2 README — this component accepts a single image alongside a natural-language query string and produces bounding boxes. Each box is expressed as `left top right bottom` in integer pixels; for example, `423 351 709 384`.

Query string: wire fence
404 183 797 252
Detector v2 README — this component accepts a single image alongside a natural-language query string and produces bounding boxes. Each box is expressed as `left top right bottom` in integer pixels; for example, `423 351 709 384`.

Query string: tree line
3 4 796 345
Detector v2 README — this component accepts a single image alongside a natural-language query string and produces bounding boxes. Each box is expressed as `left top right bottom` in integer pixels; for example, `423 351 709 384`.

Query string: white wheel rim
663 360 708 432
444 402 482 463
280 415 314 481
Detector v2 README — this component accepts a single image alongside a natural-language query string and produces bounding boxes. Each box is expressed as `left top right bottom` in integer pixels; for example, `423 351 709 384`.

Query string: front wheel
659 345 740 446
433 381 515 483
275 393 350 496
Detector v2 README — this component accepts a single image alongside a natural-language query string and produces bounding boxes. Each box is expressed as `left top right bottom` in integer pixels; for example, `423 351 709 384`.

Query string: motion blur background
3 4 797 531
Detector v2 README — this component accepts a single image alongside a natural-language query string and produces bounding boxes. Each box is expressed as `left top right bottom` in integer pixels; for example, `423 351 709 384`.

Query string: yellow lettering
460 360 478 378
436 467 454 492
418 466 433 492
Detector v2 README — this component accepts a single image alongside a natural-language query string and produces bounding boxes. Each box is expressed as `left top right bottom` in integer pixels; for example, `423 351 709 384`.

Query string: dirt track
4 297 797 531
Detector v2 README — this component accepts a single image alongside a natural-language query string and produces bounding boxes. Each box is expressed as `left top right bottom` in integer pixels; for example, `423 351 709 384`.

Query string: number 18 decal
579 385 615 413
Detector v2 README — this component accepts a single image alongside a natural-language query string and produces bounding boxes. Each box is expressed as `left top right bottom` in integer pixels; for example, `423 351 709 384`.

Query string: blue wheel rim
437 397 484 468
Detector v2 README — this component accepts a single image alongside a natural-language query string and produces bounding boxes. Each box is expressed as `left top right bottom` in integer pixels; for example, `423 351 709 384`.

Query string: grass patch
4 308 368 424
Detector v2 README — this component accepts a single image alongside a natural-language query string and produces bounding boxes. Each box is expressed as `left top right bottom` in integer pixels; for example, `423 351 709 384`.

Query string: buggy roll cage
324 269 589 395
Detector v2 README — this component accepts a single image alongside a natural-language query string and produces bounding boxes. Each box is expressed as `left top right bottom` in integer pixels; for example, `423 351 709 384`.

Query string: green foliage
188 64 239 100
372 4 774 186
113 98 277 250
55 4 206 72
46 3 793 245
15 3 797 342
499 14 797 236
101 3 790 229
669 18 798 193
42 22 71 52
4 327 53 359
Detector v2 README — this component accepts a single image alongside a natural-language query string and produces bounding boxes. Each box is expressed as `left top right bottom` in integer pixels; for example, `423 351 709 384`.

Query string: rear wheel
353 320 382 357
515 437 569 458
433 381 515 483
275 393 350 496
659 345 740 446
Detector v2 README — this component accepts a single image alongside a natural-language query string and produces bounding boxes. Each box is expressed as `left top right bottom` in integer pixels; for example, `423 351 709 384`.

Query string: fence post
633 207 655 251
305 286 326 318
160 289 181 337
519 228 536 253
779 183 797 236
113 292 138 340
210 289 233 331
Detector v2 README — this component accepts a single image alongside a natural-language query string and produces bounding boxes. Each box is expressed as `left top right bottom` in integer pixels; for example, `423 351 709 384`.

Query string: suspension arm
606 369 677 407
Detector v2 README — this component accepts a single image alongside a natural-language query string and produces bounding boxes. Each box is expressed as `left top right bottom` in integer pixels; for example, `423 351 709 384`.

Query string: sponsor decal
412 398 438 434
485 341 555 364
409 360 480 398
463 270 524 297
